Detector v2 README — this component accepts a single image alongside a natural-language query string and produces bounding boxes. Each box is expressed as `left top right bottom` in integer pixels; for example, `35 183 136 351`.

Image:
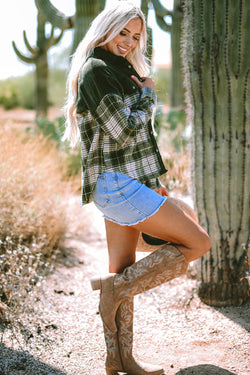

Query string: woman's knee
109 252 135 273
193 231 211 257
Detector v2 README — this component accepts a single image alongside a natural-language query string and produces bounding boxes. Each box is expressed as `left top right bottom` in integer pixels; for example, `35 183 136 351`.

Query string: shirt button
133 86 136 89
128 64 132 68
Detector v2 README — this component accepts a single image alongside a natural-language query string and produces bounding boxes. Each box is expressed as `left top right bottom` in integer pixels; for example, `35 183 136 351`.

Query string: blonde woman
64 2 211 374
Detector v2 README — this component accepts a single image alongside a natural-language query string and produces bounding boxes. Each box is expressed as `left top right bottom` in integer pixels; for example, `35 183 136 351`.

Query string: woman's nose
125 35 132 46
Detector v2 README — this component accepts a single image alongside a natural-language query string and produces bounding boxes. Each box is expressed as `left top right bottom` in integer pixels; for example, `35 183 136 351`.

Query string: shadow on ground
0 344 66 375
175 364 237 374
212 298 250 333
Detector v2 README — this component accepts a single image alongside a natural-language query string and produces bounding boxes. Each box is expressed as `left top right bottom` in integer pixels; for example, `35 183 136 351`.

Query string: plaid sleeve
93 87 157 146
145 177 161 190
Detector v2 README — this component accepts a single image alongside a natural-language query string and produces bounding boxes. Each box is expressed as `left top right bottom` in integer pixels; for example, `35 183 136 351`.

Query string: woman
64 2 211 374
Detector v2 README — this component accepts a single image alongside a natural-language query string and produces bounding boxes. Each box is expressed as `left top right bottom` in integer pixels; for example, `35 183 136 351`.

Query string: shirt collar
91 47 137 69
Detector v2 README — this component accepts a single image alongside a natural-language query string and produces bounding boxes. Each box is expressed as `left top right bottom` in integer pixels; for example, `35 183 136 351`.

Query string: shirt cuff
140 86 157 105
145 177 161 190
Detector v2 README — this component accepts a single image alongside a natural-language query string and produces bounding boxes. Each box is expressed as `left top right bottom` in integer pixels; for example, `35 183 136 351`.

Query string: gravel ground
0 198 249 375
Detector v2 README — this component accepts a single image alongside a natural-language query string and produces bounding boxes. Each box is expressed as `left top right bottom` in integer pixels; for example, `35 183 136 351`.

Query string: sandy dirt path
0 197 249 375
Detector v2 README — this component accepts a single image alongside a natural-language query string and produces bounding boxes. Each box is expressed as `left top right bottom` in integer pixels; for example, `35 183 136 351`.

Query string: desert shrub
34 116 63 144
158 107 192 195
29 115 81 179
0 129 68 310
0 81 20 109
160 147 191 195
0 68 67 111
0 74 35 110
166 108 189 152
48 69 67 107
16 73 36 109
153 68 171 105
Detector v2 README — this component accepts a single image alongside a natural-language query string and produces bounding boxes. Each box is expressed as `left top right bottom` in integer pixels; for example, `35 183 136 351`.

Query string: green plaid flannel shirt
76 48 167 205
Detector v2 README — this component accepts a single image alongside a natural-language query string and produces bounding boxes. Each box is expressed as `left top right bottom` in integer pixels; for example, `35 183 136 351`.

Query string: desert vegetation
0 122 70 315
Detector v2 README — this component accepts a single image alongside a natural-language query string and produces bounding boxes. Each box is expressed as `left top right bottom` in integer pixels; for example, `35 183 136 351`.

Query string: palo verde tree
12 10 64 118
35 0 106 53
151 0 185 107
182 0 249 306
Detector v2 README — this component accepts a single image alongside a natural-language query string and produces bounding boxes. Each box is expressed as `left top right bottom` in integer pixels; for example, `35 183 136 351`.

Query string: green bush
34 116 63 144
27 115 81 178
49 69 67 107
16 73 36 109
0 68 67 111
0 80 20 109
0 73 35 110
153 68 171 105
166 108 189 152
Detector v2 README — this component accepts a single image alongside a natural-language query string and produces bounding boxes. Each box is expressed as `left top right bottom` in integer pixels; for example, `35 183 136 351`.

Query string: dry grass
160 146 192 195
0 127 69 312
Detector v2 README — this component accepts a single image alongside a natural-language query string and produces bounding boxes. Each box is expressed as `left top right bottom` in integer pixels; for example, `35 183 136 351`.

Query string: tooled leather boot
103 297 164 375
91 244 188 333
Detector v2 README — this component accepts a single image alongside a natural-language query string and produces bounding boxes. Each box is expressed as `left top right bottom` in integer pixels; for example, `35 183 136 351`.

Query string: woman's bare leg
131 197 211 262
105 219 140 273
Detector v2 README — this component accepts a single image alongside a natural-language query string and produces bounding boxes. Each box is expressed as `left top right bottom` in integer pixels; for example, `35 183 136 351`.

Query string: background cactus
12 10 64 117
182 0 250 306
151 0 185 107
35 0 106 53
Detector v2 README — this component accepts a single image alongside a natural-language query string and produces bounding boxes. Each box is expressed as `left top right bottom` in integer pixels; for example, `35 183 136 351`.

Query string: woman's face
103 18 142 58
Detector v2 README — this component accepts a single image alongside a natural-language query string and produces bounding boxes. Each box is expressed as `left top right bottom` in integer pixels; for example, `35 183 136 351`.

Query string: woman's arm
78 66 157 146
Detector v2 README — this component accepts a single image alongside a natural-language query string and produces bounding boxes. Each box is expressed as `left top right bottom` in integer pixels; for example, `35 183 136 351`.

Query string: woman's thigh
105 219 140 273
131 197 211 261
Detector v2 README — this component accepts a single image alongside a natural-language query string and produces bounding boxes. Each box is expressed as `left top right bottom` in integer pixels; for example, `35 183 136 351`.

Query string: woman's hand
131 75 155 91
155 185 169 197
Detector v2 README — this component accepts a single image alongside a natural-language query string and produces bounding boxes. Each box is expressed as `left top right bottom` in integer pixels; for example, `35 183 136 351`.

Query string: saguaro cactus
12 10 63 117
141 0 153 64
182 0 249 306
151 0 185 107
35 0 106 53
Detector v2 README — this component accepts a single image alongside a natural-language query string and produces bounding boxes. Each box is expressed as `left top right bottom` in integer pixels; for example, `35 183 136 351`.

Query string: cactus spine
182 0 250 305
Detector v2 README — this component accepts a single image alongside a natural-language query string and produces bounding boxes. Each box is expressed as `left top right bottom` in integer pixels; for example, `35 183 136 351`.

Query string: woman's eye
120 31 127 36
133 36 139 41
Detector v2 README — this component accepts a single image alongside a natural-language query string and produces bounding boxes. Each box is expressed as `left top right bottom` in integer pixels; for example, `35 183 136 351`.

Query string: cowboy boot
102 318 121 375
91 244 188 333
116 297 164 375
103 298 164 375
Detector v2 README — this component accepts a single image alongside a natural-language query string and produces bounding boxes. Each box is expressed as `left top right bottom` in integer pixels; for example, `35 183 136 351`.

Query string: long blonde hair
63 1 149 147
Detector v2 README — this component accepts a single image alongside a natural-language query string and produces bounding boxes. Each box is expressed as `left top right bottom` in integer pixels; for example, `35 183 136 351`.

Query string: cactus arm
151 0 173 33
12 41 36 64
50 28 64 47
35 0 74 30
151 0 173 17
46 27 64 50
98 0 106 12
154 15 172 32
23 30 38 56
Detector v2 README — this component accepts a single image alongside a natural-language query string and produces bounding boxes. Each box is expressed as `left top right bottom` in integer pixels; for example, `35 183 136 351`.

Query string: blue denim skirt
92 172 167 226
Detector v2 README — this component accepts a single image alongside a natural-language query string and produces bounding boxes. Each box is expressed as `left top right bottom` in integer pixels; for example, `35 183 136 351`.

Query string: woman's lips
117 45 128 54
